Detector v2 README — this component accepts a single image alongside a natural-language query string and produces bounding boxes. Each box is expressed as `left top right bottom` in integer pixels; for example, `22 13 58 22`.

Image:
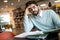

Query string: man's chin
32 12 39 16
33 14 38 16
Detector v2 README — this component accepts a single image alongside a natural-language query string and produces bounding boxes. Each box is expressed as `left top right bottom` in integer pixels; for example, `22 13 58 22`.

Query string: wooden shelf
13 8 24 29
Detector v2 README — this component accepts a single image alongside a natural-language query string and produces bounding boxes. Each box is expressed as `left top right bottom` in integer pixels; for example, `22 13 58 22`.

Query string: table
10 38 27 40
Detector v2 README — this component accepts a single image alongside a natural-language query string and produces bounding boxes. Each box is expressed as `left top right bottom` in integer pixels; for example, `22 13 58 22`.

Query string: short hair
25 1 38 8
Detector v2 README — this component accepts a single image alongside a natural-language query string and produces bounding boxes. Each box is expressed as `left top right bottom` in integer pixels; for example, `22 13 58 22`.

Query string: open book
15 31 44 38
15 28 60 38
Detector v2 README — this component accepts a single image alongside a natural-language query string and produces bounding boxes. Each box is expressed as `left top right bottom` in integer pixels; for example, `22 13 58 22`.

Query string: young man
24 1 60 40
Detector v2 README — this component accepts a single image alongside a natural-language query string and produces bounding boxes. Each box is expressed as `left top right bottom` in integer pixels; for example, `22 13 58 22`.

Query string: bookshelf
13 8 24 30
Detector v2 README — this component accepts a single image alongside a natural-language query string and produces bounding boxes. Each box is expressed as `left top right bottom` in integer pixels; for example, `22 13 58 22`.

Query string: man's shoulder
42 9 55 17
43 9 54 14
43 9 53 12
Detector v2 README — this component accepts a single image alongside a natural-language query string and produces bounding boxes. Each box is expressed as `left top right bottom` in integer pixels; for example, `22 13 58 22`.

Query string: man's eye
33 6 35 9
28 8 32 11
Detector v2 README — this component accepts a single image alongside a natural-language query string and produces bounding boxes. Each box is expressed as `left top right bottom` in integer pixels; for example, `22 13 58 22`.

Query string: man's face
28 4 39 16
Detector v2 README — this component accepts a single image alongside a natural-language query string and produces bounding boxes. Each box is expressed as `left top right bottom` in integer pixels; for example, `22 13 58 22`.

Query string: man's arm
43 10 60 33
23 7 34 32
50 10 60 28
24 16 34 32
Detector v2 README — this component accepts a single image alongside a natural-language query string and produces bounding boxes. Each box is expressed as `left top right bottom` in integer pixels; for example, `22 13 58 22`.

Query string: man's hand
25 6 31 16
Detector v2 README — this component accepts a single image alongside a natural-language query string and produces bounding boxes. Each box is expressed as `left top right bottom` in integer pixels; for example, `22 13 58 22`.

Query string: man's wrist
24 14 28 17
24 13 28 16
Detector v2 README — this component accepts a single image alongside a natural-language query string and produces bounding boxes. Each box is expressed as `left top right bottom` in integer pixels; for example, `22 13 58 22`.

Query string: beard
32 10 39 16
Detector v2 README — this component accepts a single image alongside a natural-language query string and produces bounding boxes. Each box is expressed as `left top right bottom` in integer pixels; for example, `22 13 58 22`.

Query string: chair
0 32 15 40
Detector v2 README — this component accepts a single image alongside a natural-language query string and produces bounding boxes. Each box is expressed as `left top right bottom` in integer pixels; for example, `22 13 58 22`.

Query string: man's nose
32 9 35 11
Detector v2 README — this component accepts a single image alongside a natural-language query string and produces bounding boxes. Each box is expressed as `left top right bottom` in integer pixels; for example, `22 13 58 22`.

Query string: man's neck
37 10 43 17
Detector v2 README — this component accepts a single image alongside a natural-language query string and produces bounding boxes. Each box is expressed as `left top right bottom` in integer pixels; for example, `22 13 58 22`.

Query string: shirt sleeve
50 10 60 28
23 16 34 32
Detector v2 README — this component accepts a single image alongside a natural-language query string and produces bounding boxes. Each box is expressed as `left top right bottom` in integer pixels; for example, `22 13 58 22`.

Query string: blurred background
0 0 60 35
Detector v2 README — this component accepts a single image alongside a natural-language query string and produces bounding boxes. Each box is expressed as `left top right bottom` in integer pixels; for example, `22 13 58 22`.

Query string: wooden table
10 37 27 40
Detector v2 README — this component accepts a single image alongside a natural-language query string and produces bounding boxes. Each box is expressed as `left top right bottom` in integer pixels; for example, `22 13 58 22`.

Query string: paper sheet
15 31 43 38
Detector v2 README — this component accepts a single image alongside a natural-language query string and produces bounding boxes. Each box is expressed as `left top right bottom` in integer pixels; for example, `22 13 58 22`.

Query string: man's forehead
28 4 36 8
